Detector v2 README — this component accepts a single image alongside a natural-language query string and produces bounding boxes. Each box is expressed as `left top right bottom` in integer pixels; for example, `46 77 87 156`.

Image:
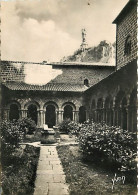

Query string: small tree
18 117 36 135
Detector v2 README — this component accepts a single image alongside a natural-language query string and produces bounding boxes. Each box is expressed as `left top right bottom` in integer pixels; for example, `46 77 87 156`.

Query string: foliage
1 120 24 157
2 145 40 195
57 145 136 195
18 117 37 135
78 121 137 173
58 119 80 134
1 120 40 194
58 118 71 133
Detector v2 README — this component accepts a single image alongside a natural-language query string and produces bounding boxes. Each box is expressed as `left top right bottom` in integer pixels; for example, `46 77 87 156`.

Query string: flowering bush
1 120 40 194
58 119 80 134
78 121 137 172
18 117 36 135
58 119 71 133
1 120 24 154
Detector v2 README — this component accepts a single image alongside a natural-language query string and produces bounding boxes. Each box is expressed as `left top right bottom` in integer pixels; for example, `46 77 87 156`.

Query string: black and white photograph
0 0 137 194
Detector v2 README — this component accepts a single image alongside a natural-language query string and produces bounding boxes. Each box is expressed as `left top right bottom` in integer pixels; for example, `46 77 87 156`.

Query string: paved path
34 145 69 195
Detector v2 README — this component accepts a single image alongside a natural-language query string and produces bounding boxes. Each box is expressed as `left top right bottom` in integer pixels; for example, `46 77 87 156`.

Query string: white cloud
1 0 129 84
1 2 80 62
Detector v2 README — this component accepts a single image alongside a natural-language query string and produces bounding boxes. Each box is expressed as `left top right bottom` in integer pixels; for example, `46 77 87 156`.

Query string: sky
1 0 128 62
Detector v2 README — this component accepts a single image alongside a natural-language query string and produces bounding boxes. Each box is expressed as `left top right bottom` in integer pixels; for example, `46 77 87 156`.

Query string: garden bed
57 145 137 195
2 145 40 195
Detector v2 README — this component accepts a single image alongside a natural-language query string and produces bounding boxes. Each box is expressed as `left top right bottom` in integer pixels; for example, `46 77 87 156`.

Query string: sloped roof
113 0 136 24
2 60 115 67
50 61 115 67
3 81 88 92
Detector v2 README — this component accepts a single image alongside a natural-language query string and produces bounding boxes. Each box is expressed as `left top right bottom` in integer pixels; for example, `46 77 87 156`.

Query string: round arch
43 101 59 110
61 102 76 111
7 100 21 110
7 100 21 121
24 100 40 110
115 90 125 108
63 105 73 121
43 102 58 128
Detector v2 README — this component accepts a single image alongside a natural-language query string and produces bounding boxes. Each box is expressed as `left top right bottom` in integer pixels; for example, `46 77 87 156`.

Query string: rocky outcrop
61 41 115 64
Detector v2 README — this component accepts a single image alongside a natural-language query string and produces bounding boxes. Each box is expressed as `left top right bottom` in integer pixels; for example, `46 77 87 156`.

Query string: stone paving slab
48 183 69 195
34 145 69 195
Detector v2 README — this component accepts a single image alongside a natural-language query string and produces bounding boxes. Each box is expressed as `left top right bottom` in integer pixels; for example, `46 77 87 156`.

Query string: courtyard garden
57 120 137 195
0 118 137 194
1 119 40 195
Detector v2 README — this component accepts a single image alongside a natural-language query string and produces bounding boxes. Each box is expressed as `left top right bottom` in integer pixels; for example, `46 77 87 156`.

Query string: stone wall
2 87 86 127
1 60 114 87
51 65 114 86
84 60 137 132
116 3 137 69
1 61 25 82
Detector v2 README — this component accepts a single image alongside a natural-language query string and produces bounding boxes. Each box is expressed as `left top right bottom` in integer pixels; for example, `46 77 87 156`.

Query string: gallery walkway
34 145 69 195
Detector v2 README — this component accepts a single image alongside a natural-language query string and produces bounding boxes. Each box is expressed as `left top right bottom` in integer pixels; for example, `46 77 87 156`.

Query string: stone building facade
1 61 114 128
1 0 137 131
84 0 137 132
113 0 137 69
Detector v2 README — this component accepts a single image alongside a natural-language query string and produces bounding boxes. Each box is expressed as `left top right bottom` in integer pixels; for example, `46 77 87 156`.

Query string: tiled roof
49 61 115 67
2 60 115 67
3 81 88 92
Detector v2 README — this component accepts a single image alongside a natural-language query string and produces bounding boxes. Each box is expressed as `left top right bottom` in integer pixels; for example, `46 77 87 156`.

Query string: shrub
58 119 71 133
1 120 24 155
2 145 40 195
67 121 81 135
58 119 80 134
78 121 137 172
18 117 37 135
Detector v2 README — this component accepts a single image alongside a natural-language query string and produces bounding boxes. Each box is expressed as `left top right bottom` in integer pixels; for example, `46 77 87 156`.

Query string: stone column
75 111 79 122
37 110 40 127
126 107 129 131
24 110 28 118
3 109 9 120
102 109 106 123
6 109 10 121
102 100 105 123
105 109 108 124
119 106 123 128
55 110 58 125
86 109 90 121
112 107 116 126
61 111 64 122
58 110 63 124
20 109 25 119
94 110 97 122
43 111 46 125
116 109 119 127
39 110 44 128
73 111 75 121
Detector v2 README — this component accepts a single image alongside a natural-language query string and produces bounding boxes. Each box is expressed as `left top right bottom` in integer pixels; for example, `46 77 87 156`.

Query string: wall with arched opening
9 104 20 121
43 101 58 127
79 106 86 123
63 105 73 121
62 102 76 121
27 104 38 125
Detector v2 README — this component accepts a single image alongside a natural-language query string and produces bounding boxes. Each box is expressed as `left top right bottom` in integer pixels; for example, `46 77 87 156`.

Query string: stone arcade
1 0 137 132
